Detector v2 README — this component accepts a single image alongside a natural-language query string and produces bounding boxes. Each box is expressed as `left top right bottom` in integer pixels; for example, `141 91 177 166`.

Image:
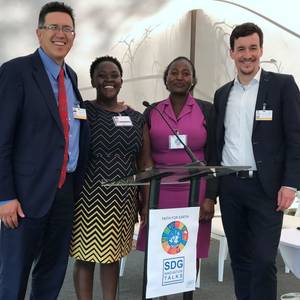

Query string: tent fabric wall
80 5 299 111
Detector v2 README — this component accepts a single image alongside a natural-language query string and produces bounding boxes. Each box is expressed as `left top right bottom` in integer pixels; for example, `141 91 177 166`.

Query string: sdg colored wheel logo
161 221 188 254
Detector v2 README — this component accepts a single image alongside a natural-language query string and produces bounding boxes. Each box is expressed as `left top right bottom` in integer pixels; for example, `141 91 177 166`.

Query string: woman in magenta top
137 56 217 268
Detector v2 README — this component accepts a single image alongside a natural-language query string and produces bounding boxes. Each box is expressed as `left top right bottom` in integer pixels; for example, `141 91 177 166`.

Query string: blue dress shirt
38 47 80 172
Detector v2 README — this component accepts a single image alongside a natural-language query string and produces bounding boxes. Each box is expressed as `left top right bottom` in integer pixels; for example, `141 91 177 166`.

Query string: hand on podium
199 198 215 221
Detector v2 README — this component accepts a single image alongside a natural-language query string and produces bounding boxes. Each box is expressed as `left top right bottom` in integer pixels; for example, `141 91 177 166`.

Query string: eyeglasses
39 24 75 34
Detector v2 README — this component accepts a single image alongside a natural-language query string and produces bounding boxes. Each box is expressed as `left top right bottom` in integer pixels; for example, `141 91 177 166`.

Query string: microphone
143 101 204 165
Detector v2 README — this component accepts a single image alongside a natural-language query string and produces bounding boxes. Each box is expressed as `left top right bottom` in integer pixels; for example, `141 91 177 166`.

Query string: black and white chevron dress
69 101 144 263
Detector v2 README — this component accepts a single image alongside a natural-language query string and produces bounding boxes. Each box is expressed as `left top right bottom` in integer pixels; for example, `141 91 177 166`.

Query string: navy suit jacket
214 69 300 199
0 50 89 217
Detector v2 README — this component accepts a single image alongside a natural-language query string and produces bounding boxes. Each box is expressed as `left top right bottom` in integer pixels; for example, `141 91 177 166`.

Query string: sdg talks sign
146 207 200 298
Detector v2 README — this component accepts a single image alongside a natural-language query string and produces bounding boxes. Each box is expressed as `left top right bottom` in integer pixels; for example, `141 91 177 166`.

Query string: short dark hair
90 56 123 80
38 2 75 28
163 56 197 91
230 22 263 50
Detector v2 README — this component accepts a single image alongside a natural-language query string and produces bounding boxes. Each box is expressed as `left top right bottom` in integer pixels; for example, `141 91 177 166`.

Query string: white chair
195 200 226 287
211 216 228 282
209 215 300 282
294 196 300 217
119 223 140 277
279 197 300 298
283 194 299 274
281 212 300 274
195 259 202 288
279 228 300 278
119 255 128 277
282 214 300 229
279 227 300 300
208 200 228 282
207 197 300 282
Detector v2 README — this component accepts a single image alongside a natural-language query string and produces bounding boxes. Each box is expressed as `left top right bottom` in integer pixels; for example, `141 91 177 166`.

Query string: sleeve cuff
282 186 297 192
0 199 13 206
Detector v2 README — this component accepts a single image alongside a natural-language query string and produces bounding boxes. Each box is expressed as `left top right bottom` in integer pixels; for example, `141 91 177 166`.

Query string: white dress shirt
221 68 262 170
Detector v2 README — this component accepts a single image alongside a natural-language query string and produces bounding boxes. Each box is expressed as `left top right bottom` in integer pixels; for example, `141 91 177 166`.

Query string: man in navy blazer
0 2 89 299
214 22 300 300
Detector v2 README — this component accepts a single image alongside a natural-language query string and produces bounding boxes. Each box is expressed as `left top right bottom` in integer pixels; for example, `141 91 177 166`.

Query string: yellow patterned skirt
69 183 138 264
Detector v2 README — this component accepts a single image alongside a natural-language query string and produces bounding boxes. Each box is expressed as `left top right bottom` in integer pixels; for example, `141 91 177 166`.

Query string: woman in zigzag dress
69 56 152 300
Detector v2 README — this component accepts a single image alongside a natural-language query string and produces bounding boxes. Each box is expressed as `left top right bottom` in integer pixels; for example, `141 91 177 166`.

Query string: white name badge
73 107 87 120
112 116 133 127
255 110 273 121
169 134 187 149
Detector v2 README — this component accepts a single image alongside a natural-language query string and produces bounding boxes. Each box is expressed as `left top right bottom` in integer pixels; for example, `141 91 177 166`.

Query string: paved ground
25 239 300 299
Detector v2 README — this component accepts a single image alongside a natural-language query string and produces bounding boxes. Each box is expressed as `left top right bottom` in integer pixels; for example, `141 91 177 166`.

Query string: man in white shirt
214 22 300 300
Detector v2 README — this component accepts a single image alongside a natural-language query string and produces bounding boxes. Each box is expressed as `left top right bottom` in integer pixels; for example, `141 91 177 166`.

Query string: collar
160 93 195 122
163 93 195 109
234 67 261 89
38 47 67 80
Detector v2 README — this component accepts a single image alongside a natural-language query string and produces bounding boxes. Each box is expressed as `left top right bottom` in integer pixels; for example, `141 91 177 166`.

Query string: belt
234 170 257 179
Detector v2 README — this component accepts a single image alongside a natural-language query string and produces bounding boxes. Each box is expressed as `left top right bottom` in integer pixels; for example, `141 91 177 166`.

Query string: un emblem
161 221 188 254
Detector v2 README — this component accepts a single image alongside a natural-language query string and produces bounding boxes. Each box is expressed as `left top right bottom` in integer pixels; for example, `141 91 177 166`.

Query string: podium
101 163 249 299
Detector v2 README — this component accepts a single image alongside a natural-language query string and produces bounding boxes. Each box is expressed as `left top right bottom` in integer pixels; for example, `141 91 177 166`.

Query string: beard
238 60 259 76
